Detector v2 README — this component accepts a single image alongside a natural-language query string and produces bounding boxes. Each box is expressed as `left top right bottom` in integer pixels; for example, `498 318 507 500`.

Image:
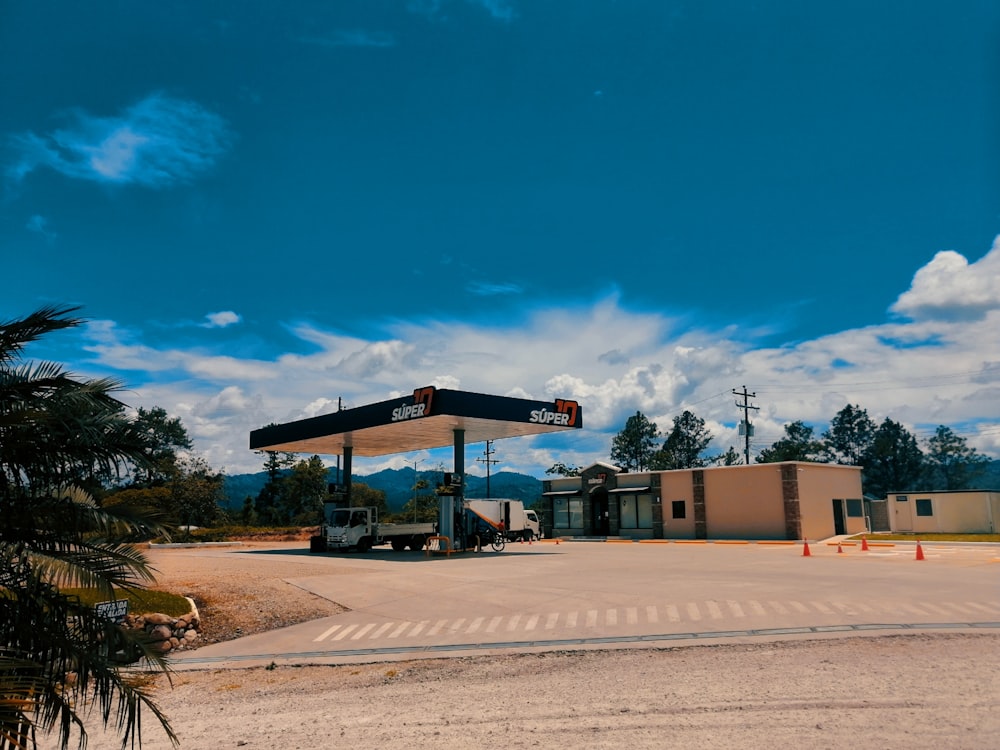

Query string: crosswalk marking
333 624 358 640
313 624 342 642
311 599 997 644
351 623 376 640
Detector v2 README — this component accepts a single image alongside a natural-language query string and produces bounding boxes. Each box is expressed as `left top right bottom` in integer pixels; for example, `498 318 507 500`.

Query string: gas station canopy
249 386 582 457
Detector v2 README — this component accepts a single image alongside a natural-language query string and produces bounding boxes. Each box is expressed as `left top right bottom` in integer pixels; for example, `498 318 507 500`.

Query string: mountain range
223 467 543 512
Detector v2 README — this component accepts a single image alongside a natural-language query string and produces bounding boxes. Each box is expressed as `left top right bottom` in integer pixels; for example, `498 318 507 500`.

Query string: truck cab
321 506 377 552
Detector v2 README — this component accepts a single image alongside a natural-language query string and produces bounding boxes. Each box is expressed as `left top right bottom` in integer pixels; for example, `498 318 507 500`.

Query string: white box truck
464 498 541 542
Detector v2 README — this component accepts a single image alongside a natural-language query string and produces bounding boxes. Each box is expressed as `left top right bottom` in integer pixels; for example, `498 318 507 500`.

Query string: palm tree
0 306 177 750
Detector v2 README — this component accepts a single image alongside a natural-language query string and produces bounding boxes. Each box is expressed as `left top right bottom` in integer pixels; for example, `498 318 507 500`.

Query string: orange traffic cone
837 542 844 554
555 537 561 545
802 540 811 557
915 540 925 561
861 535 869 552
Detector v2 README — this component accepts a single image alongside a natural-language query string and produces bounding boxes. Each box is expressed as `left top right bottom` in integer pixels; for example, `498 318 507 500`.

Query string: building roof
249 386 582 457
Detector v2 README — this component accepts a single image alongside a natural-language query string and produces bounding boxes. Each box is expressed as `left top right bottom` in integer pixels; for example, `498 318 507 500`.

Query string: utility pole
411 458 422 522
476 440 500 498
733 386 759 465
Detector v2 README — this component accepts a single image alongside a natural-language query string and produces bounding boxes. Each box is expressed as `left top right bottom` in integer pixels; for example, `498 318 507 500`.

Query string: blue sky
3 1 1000 477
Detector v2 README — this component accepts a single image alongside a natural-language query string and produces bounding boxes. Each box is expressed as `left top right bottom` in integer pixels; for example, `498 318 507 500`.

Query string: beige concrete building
887 490 1000 534
542 461 865 541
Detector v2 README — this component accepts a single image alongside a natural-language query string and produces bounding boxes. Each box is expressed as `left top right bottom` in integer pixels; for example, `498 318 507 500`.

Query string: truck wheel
309 535 326 553
391 539 407 552
523 530 534 542
408 536 425 551
356 537 371 553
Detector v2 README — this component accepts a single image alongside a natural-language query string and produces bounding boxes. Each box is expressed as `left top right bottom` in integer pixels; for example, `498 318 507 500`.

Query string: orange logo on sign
555 399 579 427
413 386 435 415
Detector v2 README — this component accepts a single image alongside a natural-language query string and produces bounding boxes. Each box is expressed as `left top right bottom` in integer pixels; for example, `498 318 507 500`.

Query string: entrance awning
541 490 582 497
607 486 652 494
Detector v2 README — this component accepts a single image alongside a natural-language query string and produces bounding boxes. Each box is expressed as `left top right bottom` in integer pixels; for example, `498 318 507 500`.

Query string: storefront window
619 495 653 529
554 497 584 529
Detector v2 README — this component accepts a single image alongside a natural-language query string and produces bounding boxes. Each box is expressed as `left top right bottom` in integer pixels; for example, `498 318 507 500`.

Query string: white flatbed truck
310 506 436 553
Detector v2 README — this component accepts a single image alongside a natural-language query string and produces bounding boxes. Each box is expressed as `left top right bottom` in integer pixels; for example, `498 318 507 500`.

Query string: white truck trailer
464 498 541 542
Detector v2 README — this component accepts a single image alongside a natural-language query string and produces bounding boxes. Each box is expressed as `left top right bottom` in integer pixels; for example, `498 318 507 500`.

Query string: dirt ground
51 542 1000 749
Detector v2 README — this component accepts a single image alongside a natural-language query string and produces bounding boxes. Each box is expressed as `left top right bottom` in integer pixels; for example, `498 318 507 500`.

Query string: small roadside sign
94 599 129 624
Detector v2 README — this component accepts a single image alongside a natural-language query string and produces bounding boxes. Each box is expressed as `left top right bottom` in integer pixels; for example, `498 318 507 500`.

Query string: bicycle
489 528 506 552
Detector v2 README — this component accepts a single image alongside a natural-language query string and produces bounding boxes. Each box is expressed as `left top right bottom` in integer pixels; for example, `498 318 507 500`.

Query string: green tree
170 456 227 529
350 482 389 518
822 404 875 466
545 462 582 477
757 421 825 463
610 411 660 472
254 446 296 525
713 446 743 466
130 406 192 487
923 426 989 490
395 479 438 523
0 306 175 749
279 455 329 525
650 410 713 469
861 418 925 499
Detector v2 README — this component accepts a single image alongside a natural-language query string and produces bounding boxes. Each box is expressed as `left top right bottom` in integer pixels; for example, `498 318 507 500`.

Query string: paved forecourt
170 539 1000 669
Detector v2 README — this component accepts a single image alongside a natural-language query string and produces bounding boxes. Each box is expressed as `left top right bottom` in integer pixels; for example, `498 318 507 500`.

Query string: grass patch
63 587 193 617
849 532 1000 543
182 525 310 542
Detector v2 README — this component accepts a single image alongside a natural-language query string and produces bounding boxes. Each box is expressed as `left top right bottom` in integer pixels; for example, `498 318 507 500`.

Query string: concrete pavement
169 538 1000 669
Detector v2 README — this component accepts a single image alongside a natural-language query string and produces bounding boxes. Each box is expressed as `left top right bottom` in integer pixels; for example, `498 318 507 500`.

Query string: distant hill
223 467 543 512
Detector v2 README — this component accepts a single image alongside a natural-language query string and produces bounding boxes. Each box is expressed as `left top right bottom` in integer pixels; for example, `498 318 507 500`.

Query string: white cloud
467 281 524 296
891 236 1000 321
408 0 517 22
25 214 56 241
470 0 517 22
203 311 242 328
72 254 1000 475
7 92 231 188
